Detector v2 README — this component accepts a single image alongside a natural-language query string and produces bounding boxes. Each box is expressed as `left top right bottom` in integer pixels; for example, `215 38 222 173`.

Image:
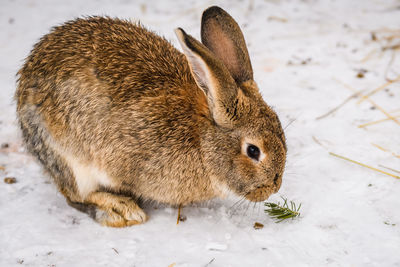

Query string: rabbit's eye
246 144 260 161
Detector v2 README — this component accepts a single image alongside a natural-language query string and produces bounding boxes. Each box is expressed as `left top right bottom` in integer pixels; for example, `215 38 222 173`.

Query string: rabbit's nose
273 173 279 185
273 173 281 193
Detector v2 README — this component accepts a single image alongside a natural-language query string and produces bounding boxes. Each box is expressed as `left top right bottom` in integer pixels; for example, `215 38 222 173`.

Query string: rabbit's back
18 17 193 99
16 16 205 149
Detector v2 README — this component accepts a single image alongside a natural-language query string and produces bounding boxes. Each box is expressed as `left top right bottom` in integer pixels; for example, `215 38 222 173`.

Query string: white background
1 0 399 266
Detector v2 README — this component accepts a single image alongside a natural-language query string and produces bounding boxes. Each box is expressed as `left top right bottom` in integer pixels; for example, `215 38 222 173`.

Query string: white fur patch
63 153 114 198
211 178 232 199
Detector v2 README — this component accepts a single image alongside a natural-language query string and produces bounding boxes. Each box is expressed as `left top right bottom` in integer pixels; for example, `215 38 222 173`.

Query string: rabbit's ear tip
202 6 228 22
203 6 225 15
174 28 185 35
174 28 186 41
174 28 185 45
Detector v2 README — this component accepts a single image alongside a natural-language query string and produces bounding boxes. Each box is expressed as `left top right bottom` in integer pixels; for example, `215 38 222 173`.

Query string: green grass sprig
264 197 301 223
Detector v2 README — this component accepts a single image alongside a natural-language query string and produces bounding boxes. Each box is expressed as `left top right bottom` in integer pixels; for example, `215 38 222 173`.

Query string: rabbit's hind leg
61 152 148 227
83 192 148 227
17 90 147 227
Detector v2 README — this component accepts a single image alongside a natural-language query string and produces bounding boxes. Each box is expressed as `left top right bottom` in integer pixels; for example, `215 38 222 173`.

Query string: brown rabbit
15 6 286 227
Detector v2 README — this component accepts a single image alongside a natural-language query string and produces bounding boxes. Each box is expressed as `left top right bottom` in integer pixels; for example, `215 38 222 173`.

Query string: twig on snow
316 91 362 120
330 152 400 179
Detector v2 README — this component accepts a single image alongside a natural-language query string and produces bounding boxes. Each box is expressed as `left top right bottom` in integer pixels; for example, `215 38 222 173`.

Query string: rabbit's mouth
245 185 275 202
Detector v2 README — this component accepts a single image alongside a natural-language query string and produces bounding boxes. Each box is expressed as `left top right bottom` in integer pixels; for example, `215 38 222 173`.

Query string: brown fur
15 7 286 227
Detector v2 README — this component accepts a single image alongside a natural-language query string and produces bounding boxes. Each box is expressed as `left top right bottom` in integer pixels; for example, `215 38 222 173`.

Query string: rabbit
15 6 286 227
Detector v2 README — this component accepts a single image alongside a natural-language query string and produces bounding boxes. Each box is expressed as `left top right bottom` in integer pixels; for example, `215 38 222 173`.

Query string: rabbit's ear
175 28 238 127
201 6 253 85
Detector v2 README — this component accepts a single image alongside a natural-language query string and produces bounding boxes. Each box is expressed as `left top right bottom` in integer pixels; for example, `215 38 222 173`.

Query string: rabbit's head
176 6 286 202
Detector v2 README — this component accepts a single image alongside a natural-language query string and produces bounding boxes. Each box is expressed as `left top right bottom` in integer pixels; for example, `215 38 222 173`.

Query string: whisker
252 200 257 216
238 200 251 224
228 197 247 218
229 199 245 213
283 173 301 178
284 117 297 130
243 199 252 216
229 196 245 210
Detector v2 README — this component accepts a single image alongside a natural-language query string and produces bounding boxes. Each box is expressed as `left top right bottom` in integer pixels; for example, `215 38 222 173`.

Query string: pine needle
364 98 400 126
371 143 389 152
379 165 400 175
330 152 400 179
333 78 400 126
357 74 400 104
358 115 400 128
316 91 361 120
371 143 400 158
264 197 301 223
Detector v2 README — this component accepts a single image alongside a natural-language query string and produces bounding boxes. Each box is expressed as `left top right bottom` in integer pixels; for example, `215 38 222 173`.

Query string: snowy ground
1 0 400 266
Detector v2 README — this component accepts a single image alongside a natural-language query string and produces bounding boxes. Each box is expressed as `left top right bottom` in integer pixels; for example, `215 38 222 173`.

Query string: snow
1 0 400 266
